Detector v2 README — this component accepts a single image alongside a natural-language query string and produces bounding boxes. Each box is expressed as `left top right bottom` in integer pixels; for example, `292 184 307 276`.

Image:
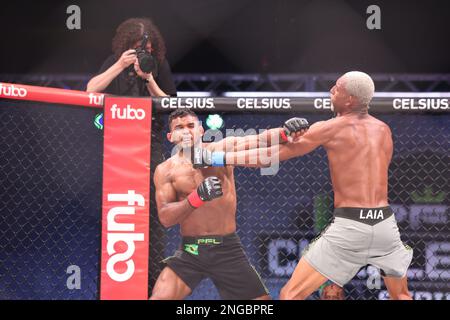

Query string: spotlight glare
206 114 224 130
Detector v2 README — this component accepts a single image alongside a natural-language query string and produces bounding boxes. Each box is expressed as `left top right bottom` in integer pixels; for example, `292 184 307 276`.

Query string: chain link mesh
0 100 448 300
0 100 102 299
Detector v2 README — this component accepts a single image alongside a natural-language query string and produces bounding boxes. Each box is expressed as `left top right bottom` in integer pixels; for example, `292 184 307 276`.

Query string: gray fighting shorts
303 206 413 287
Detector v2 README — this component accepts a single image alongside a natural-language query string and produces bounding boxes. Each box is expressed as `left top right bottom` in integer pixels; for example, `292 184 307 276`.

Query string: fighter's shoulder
154 159 173 180
297 119 336 145
310 118 333 128
369 116 392 134
309 118 339 134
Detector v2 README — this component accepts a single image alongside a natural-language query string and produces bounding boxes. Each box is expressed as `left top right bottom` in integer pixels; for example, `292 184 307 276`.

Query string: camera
135 32 158 77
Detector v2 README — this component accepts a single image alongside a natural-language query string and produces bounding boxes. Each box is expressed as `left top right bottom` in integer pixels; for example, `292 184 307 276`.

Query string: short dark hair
168 110 198 130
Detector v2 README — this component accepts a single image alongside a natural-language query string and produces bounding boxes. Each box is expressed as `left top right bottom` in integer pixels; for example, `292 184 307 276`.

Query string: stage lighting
206 114 224 130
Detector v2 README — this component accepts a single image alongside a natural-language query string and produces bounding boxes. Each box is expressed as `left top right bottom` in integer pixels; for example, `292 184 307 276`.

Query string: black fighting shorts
163 232 269 300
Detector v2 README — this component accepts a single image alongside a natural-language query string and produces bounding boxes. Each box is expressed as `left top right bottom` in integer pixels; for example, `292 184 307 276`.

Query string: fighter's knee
149 285 176 300
150 289 174 300
279 287 291 300
149 290 167 300
280 285 307 300
390 292 412 300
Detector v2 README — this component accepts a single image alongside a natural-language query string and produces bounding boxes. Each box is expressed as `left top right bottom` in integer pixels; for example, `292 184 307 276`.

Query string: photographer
87 18 176 295
87 17 176 97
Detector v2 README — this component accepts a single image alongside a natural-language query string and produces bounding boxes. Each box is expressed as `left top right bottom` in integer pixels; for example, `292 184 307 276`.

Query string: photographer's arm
145 73 168 97
86 49 136 93
134 60 169 97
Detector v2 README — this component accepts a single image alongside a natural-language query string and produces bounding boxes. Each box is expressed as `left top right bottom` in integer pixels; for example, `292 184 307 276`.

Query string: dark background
1 0 450 74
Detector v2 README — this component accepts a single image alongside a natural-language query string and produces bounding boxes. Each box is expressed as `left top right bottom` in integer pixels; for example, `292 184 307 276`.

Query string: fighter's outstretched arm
223 121 333 167
211 128 284 152
209 117 309 153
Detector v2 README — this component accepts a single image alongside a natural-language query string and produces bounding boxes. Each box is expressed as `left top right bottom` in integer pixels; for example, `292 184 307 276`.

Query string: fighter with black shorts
151 109 308 299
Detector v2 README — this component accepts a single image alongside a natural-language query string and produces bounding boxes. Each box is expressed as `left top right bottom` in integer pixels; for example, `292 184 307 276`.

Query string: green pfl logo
94 113 103 130
197 238 221 245
184 244 199 255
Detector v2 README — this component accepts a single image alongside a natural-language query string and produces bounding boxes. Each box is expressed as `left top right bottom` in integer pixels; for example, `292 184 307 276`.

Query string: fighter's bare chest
169 164 228 196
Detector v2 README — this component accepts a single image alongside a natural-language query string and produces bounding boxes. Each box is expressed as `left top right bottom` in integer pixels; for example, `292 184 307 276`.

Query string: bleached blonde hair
342 71 375 106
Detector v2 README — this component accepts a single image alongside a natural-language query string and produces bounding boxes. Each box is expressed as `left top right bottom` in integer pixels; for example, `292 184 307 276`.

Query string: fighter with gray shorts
303 206 413 287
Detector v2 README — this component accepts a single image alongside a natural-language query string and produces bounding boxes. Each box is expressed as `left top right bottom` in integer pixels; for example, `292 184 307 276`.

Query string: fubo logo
110 104 146 120
0 83 27 97
106 190 145 282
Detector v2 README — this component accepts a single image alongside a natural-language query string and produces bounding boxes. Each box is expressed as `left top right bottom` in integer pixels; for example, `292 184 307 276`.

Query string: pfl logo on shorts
106 190 145 282
0 83 27 98
110 104 146 120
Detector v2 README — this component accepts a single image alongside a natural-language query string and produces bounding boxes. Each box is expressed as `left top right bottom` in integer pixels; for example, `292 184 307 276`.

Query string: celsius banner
100 97 152 300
